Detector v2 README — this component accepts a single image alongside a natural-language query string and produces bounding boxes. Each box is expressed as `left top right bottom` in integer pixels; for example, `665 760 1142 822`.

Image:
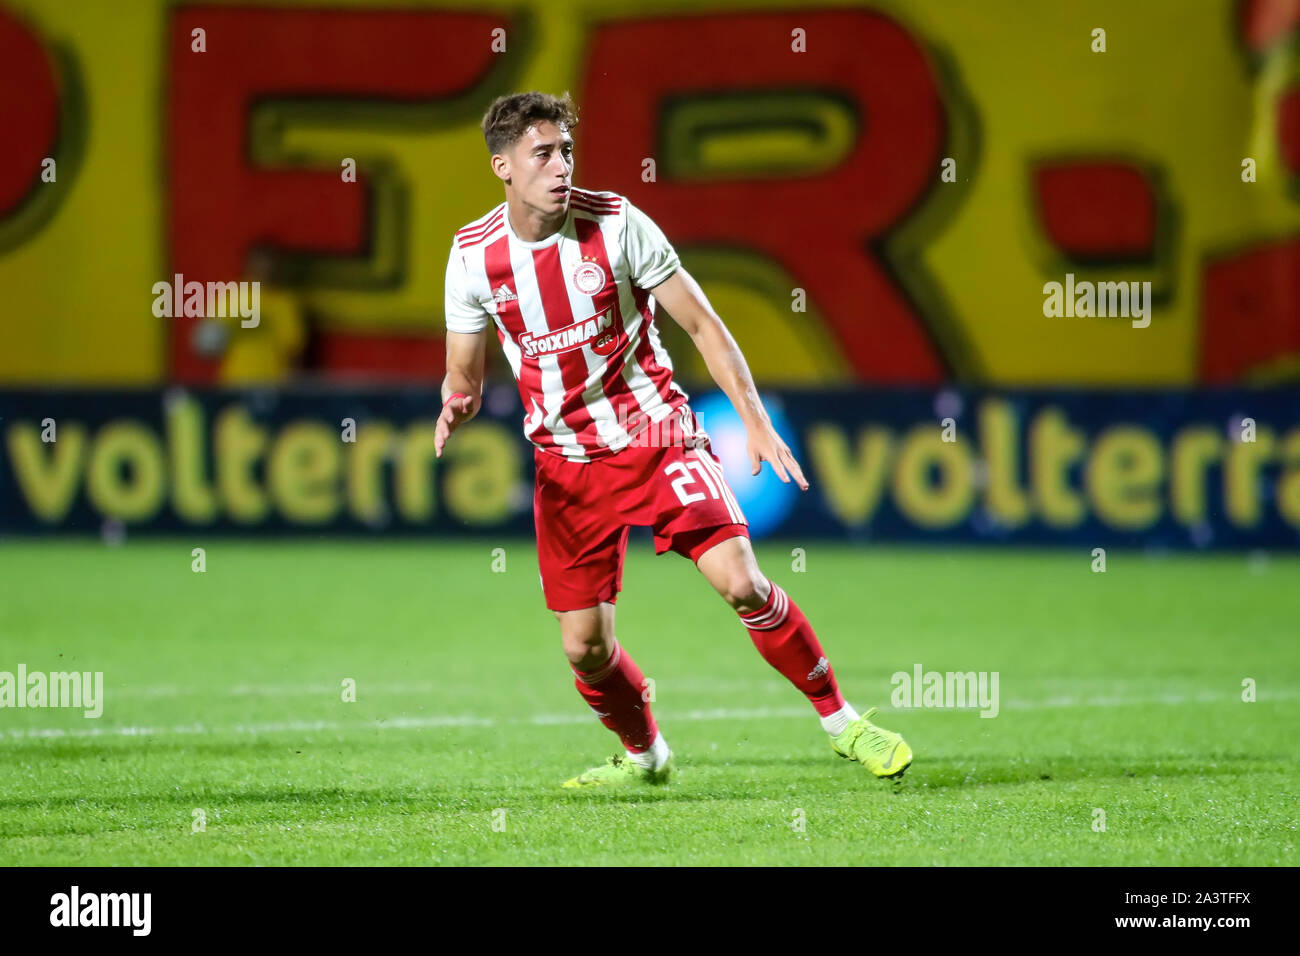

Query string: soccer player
436 91 912 788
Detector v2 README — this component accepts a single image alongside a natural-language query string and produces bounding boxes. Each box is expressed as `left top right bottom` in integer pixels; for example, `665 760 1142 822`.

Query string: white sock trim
820 703 860 737
625 732 671 771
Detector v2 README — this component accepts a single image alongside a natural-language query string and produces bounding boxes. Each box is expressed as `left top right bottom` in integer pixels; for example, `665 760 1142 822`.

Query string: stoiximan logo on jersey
519 306 618 358
0 664 103 718
890 664 999 718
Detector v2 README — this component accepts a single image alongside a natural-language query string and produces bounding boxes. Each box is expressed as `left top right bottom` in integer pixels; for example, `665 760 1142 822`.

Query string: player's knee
563 634 612 671
719 571 769 612
557 621 611 670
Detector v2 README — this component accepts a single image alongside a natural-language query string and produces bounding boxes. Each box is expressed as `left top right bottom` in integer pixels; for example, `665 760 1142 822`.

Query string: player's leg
557 601 616 672
554 598 674 788
644 427 852 726
533 450 672 787
690 533 912 778
690 533 851 727
556 599 666 763
648 413 915 779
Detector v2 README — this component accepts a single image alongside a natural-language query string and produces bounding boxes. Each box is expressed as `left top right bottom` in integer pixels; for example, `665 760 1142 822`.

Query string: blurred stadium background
2 0 1300 546
1 0 1298 866
2 0 1299 546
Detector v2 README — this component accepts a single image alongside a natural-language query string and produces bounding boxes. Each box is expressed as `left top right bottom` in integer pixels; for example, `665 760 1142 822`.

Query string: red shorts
533 406 749 611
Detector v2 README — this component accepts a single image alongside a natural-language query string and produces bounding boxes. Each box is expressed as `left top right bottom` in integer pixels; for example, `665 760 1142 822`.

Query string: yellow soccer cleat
561 753 675 789
831 707 913 779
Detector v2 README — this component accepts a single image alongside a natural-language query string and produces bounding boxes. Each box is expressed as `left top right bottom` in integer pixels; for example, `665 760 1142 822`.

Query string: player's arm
438 239 491 458
650 268 809 490
435 329 487 458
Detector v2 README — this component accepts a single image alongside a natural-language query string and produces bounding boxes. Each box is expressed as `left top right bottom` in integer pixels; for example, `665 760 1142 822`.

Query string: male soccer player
436 91 911 788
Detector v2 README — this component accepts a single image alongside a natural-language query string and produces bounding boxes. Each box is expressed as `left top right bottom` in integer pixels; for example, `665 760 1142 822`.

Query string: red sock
570 639 658 753
739 580 846 717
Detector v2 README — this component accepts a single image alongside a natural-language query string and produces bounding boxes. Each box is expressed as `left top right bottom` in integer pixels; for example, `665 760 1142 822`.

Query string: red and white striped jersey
444 188 690 461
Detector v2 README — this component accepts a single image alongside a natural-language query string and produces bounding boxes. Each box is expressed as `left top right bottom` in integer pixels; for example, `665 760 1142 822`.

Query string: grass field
1 539 1296 866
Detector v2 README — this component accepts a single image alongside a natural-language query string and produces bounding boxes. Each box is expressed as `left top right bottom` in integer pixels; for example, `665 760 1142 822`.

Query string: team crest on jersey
571 256 607 295
519 306 621 359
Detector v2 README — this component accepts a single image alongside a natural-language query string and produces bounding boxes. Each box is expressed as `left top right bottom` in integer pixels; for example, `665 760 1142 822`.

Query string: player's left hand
747 425 809 491
435 392 478 458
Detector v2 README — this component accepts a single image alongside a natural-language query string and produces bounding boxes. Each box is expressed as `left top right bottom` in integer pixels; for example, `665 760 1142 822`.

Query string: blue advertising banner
2 387 1298 547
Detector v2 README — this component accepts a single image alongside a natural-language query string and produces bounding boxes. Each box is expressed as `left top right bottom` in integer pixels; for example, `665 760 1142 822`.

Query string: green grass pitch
1 539 1296 866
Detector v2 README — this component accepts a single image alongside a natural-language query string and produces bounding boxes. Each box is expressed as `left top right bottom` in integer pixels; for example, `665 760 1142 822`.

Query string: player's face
508 121 573 214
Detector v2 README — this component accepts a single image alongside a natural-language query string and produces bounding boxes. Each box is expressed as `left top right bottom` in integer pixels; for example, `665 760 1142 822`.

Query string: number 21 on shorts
664 458 723 506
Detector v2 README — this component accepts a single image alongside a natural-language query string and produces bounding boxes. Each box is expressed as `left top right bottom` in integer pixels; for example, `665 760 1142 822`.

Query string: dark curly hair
481 91 579 155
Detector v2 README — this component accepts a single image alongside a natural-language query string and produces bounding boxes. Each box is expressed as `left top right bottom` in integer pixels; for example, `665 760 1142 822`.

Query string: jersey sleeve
623 200 681 290
444 243 489 334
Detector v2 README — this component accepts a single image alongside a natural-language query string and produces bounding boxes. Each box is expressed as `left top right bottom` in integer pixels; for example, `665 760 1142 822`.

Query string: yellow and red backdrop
3 0 1299 386
2 0 1299 545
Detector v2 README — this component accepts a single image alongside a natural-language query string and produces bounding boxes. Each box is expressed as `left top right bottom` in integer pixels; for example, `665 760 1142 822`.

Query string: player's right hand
435 392 477 458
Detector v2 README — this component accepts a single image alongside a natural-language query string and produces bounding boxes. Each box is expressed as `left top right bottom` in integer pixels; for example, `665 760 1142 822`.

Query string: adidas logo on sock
807 656 830 681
